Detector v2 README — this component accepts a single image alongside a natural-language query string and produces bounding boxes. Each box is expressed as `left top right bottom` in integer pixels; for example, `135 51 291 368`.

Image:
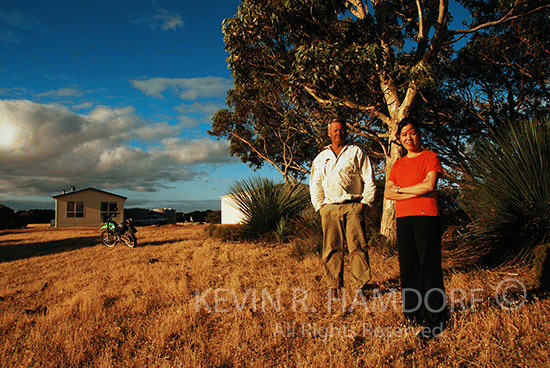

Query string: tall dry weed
1 224 549 367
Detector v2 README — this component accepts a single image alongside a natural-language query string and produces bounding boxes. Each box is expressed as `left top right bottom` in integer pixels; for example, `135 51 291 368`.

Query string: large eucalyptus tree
209 0 549 243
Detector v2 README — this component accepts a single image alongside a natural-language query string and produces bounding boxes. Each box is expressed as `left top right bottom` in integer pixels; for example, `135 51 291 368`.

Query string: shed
52 188 127 227
220 194 246 225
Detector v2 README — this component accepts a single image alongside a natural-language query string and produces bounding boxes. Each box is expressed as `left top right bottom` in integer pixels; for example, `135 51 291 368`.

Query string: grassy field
1 224 549 367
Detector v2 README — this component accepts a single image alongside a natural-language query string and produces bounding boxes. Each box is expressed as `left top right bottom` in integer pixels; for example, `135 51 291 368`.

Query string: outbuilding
220 194 246 225
52 188 127 227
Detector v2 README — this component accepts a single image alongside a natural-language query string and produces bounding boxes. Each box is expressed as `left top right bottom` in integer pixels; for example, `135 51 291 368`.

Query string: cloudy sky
0 0 281 212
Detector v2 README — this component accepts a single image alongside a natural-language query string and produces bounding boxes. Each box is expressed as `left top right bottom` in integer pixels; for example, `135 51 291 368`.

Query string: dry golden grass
1 224 549 367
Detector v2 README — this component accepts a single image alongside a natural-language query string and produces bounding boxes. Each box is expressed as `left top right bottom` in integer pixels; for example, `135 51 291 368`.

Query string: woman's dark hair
396 117 422 140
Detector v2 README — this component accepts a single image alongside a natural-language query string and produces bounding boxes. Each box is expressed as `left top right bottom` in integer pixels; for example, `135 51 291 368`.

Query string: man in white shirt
310 118 376 296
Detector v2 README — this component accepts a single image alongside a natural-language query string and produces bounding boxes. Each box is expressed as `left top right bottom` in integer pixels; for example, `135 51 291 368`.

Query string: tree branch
302 84 377 112
345 0 368 19
451 4 550 37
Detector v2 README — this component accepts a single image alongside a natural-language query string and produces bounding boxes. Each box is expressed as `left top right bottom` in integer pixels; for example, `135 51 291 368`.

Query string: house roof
52 187 127 200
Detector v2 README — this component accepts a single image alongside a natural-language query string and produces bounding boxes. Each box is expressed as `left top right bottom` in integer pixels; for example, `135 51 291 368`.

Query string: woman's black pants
396 216 447 329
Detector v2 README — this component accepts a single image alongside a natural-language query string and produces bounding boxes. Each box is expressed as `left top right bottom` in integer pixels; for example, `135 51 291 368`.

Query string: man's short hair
328 117 347 129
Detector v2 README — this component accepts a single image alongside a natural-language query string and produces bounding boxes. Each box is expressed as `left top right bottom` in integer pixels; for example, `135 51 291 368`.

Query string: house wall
220 195 246 225
54 190 125 227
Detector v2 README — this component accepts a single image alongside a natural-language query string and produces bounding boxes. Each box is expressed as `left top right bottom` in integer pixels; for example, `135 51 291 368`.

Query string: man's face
328 122 346 146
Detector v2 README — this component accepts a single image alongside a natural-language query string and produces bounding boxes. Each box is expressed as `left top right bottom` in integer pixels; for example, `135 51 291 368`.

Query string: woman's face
399 124 421 152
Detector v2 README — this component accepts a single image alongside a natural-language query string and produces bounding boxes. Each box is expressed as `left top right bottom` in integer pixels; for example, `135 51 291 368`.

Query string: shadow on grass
533 245 550 297
139 238 199 247
0 235 99 263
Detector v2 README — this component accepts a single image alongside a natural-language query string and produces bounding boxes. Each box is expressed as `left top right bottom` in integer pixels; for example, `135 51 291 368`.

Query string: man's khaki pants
319 202 371 291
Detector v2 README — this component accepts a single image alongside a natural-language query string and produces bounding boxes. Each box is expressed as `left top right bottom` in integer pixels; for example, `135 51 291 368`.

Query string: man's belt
341 198 361 204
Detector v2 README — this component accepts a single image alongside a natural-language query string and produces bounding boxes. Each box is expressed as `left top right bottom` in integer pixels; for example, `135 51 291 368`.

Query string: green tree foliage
227 177 311 241
210 0 549 242
419 0 550 176
16 209 55 224
462 116 550 265
0 205 26 230
205 210 222 224
446 2 550 129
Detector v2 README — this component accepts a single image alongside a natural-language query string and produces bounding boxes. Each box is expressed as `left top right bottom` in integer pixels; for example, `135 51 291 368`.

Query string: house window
100 201 118 220
67 201 84 218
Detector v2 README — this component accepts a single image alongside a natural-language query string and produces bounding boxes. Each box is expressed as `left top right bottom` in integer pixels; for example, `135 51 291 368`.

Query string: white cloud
155 9 184 31
159 137 231 164
72 102 94 110
0 29 21 44
134 122 181 141
175 102 221 124
0 87 28 97
134 9 184 32
0 9 43 32
36 87 83 98
0 99 232 197
131 76 232 100
0 100 86 161
0 9 47 44
176 102 221 116
177 115 201 128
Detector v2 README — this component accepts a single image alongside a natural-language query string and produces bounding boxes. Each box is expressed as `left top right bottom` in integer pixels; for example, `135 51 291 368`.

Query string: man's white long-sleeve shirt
309 144 376 212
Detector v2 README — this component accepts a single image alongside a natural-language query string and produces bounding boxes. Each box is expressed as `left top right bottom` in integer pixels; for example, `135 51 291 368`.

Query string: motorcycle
100 213 137 248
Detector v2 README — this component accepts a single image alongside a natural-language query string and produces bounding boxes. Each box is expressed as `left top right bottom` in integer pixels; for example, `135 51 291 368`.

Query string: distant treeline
17 208 55 224
0 205 222 230
178 210 220 223
0 205 55 229
125 208 220 224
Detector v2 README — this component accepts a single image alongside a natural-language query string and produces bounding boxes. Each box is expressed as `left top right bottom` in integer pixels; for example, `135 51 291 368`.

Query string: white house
52 188 127 227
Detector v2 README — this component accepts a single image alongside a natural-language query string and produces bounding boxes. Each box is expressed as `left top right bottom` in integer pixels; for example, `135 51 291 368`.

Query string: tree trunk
380 134 403 246
380 196 396 246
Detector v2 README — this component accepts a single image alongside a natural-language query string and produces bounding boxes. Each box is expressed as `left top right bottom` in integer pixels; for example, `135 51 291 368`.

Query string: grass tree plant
462 116 550 267
227 177 312 241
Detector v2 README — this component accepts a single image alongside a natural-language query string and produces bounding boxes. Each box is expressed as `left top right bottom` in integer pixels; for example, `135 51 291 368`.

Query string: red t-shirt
388 150 443 218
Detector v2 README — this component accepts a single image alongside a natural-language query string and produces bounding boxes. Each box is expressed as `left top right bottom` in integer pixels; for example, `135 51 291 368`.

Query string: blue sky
0 0 282 212
0 1 471 213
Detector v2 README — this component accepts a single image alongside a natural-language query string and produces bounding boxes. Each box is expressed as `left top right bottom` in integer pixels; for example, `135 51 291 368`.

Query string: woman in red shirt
385 118 447 339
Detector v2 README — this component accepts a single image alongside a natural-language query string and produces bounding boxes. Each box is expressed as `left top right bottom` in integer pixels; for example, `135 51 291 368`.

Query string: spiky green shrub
227 177 311 241
463 116 550 265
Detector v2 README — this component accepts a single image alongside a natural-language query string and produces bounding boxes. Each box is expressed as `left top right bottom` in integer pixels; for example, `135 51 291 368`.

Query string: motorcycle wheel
121 233 136 248
101 230 117 247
